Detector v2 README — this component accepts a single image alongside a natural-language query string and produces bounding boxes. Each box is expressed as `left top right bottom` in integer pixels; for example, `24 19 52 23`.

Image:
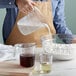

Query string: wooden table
0 61 32 76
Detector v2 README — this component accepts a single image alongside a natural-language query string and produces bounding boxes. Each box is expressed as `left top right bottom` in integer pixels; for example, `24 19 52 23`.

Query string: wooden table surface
0 61 33 76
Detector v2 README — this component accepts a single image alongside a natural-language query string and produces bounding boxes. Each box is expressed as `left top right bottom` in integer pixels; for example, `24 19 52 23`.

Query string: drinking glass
39 53 53 73
40 35 54 73
41 34 55 53
15 43 36 68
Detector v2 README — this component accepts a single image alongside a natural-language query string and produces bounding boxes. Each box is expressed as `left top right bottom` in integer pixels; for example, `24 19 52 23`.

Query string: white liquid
18 25 40 35
17 6 51 35
44 24 51 35
18 23 51 35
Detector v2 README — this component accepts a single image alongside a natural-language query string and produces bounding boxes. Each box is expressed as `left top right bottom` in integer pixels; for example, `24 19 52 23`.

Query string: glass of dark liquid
19 43 36 68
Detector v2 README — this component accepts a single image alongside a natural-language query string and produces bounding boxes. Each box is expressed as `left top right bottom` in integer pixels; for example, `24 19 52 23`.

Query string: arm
54 0 72 35
53 0 75 43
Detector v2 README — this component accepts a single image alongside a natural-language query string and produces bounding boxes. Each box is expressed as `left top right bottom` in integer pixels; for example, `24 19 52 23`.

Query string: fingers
16 0 36 14
31 1 36 6
20 2 35 14
20 8 28 14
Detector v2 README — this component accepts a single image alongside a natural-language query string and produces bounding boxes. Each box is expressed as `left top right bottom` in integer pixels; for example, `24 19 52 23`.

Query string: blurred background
0 0 76 43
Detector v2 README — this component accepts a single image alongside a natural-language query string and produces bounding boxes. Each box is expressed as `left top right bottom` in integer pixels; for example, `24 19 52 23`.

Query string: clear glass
40 34 76 56
17 6 49 35
41 34 55 53
15 43 36 68
39 53 53 74
51 34 76 60
33 34 53 74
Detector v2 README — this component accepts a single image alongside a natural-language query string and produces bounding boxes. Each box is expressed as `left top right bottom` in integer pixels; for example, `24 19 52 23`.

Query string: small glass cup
39 53 53 74
37 35 54 74
16 43 36 68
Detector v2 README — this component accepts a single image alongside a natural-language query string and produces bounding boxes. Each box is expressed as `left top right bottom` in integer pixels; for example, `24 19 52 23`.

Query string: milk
18 23 51 35
44 24 51 35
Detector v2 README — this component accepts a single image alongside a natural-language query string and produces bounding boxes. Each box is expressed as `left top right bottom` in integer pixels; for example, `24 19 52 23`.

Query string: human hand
16 0 35 13
71 38 76 43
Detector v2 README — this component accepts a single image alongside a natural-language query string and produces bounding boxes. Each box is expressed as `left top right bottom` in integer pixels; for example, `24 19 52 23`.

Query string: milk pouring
17 7 51 35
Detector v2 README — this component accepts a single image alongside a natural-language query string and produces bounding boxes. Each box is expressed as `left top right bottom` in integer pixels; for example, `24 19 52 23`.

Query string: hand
16 0 35 13
71 38 76 43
